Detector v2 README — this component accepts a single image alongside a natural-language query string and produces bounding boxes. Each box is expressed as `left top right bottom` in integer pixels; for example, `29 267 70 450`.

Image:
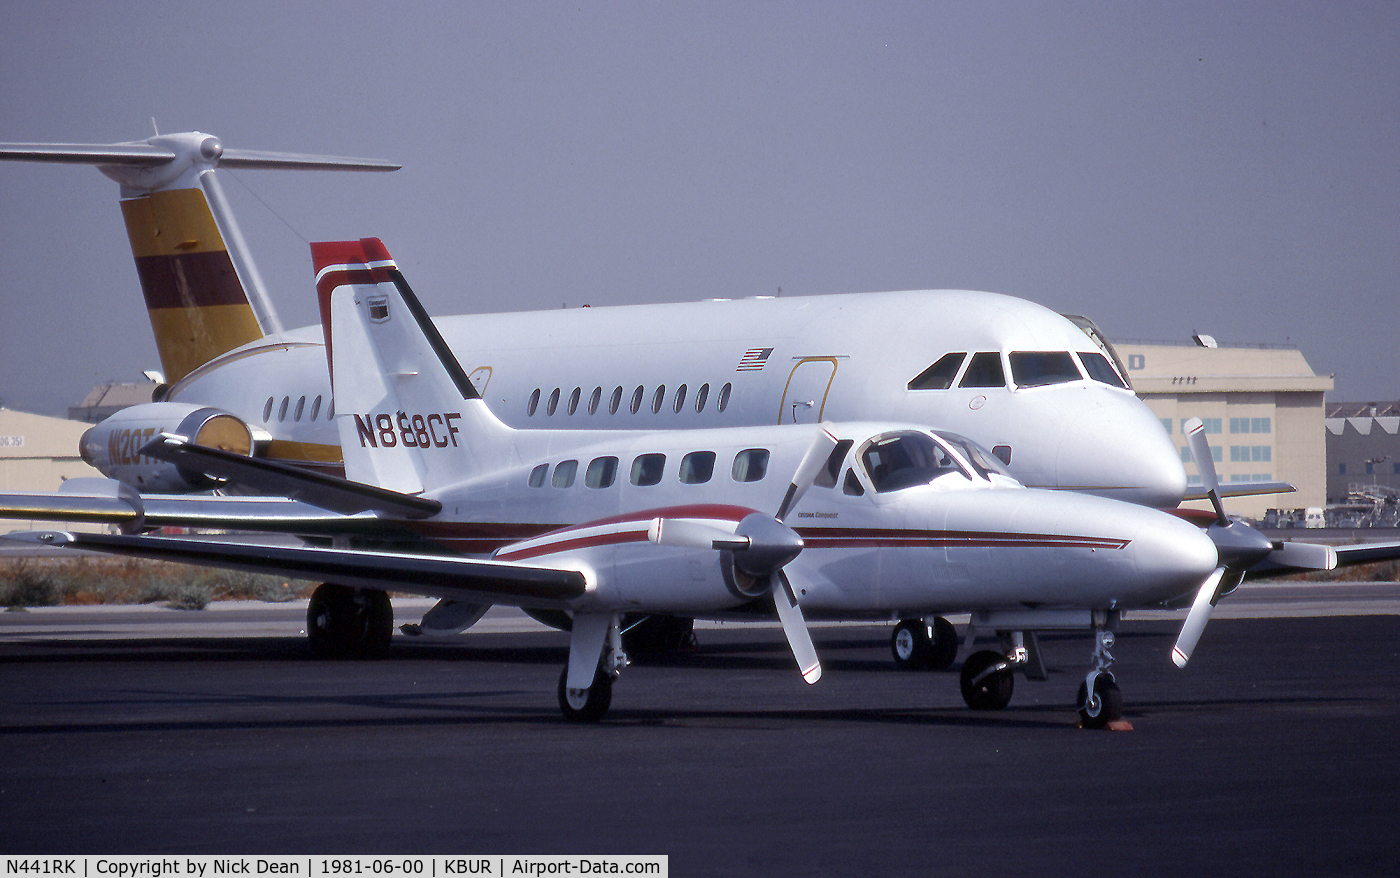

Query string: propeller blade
1271 540 1337 571
1173 566 1227 668
1184 418 1228 526
646 518 749 552
772 571 822 684
776 428 840 522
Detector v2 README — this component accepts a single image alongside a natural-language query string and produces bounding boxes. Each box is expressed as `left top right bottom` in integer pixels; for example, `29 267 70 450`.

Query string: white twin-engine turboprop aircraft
0 131 1190 509
9 239 1338 727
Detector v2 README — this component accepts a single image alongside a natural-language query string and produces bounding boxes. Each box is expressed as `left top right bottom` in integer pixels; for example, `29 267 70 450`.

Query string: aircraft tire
960 650 1015 710
307 583 393 660
1077 677 1123 729
928 616 959 670
557 666 612 722
891 619 933 669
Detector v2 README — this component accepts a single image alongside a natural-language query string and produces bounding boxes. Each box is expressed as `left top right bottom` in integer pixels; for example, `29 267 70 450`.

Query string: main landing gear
891 616 958 670
558 614 628 722
306 583 394 659
955 610 1127 728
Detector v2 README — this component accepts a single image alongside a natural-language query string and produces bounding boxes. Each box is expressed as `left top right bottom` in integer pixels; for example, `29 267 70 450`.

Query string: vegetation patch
1 556 316 609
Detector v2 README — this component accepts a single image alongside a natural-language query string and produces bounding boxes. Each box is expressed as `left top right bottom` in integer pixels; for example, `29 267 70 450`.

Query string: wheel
557 666 612 722
1077 675 1123 729
960 649 1015 710
927 616 959 670
307 583 393 659
892 619 932 669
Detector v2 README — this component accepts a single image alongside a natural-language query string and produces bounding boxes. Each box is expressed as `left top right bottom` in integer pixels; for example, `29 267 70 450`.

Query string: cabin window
651 385 666 414
327 399 334 419
718 383 732 412
1010 352 1082 388
610 386 624 415
936 431 1014 479
586 456 618 489
310 395 322 420
567 387 581 415
860 431 963 493
588 387 602 415
1077 352 1128 388
527 388 541 416
278 396 290 421
732 448 770 482
630 386 645 414
993 445 1012 466
552 460 578 489
908 353 966 390
630 453 666 487
673 384 688 413
263 397 274 422
695 383 710 413
958 353 1005 388
528 464 548 487
547 388 560 416
680 451 716 484
294 396 306 421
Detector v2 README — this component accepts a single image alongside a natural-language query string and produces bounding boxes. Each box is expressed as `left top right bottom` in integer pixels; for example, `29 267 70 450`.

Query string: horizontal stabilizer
0 138 399 172
9 531 586 607
141 433 441 519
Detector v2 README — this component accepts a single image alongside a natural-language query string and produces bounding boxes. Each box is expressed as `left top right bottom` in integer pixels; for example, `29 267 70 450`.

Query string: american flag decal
736 348 774 371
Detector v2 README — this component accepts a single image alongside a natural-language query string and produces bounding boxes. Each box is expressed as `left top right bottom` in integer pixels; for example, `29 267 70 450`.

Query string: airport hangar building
1112 338 1332 521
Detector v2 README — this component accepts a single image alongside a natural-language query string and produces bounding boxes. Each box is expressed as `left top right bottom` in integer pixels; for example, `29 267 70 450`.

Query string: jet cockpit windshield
858 430 971 493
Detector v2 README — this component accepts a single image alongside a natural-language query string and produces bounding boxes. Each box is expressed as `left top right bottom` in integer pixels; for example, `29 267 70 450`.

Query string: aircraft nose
1059 399 1186 508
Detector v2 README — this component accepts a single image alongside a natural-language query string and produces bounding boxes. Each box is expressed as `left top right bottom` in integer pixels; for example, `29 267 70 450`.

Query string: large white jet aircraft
0 132 1188 510
3 239 1342 727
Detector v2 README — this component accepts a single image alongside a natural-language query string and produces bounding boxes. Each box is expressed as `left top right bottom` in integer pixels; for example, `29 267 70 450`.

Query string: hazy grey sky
2 1 1396 415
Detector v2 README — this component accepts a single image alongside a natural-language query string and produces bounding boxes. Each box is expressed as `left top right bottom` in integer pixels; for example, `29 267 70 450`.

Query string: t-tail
0 131 398 386
314 238 515 495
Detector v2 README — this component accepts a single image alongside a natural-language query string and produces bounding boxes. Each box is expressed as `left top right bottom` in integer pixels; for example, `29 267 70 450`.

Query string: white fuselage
168 289 1187 507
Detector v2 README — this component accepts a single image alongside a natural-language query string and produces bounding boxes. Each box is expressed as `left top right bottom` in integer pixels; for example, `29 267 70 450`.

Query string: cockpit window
859 431 967 493
1077 352 1128 388
1009 351 1082 388
958 352 1006 388
907 353 966 390
934 432 1014 480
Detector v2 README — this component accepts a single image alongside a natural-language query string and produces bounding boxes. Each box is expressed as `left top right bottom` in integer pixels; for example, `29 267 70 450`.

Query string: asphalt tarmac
1 589 1398 877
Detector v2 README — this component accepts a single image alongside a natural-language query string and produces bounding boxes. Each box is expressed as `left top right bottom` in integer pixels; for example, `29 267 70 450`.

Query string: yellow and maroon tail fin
120 187 264 384
0 131 398 385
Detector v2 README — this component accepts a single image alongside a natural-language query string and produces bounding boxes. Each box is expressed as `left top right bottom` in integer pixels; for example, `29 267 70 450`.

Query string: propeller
1173 418 1336 667
648 427 839 684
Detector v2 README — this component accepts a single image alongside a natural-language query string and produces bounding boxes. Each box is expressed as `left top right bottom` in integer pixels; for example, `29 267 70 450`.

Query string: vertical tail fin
120 186 264 383
313 238 514 494
0 132 398 386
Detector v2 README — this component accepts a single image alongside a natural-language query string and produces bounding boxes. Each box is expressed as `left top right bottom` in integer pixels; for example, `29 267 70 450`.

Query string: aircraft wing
141 434 441 518
5 531 586 607
0 478 408 536
1183 481 1296 502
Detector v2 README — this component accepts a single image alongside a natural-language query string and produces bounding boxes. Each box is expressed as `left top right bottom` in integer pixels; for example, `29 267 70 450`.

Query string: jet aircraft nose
1058 398 1186 508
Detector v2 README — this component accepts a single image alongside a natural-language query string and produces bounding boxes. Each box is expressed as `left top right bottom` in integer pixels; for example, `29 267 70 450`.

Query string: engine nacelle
80 402 262 492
